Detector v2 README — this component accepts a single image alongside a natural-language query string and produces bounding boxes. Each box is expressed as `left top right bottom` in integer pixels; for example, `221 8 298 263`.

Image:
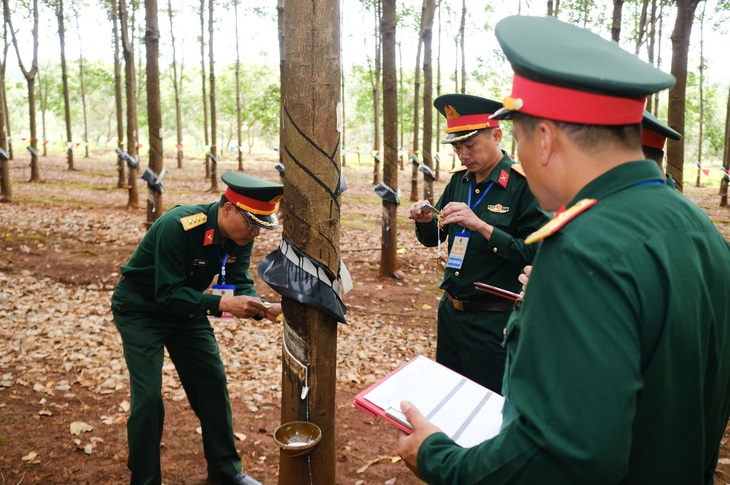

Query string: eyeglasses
235 207 258 232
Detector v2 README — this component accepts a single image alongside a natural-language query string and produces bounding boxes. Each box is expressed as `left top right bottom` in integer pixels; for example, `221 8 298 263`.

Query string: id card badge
211 284 236 318
445 231 470 269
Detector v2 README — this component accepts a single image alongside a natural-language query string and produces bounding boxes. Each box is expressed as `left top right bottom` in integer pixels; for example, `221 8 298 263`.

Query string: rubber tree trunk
278 0 341 482
380 0 397 277
145 0 163 228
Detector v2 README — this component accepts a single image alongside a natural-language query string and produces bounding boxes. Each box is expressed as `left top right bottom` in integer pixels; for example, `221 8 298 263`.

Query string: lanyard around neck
467 180 495 210
216 246 230 285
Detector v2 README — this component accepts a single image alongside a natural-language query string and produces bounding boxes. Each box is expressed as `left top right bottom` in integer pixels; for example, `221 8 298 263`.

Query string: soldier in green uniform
408 93 549 394
111 172 283 485
641 110 682 188
397 16 730 484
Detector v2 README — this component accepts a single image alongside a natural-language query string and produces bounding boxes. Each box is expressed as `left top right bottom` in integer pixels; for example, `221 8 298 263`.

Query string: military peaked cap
221 172 284 230
491 16 676 125
434 94 503 144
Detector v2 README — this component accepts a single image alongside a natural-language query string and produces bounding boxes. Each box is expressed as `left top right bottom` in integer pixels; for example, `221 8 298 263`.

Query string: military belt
445 292 509 313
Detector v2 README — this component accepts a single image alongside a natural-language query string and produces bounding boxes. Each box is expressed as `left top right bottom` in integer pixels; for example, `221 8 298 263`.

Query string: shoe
214 471 263 485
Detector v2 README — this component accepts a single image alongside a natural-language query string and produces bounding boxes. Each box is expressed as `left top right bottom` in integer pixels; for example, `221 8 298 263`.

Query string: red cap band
445 113 499 133
509 74 646 125
642 128 666 150
225 187 277 215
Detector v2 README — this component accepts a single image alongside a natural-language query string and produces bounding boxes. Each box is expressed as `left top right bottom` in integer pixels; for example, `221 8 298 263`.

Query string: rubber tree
277 0 342 482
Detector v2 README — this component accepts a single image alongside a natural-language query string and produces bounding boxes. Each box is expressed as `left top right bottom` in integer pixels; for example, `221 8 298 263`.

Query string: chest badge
488 204 509 213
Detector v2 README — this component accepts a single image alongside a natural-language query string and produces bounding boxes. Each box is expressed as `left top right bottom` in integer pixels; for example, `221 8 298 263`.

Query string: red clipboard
353 358 415 434
474 281 521 301
353 355 505 447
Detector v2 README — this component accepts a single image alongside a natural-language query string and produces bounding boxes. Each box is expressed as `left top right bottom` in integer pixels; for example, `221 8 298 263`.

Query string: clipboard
474 281 521 301
353 355 504 448
354 358 414 433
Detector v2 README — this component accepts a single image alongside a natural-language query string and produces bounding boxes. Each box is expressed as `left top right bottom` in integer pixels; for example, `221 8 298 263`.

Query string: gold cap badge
444 105 460 120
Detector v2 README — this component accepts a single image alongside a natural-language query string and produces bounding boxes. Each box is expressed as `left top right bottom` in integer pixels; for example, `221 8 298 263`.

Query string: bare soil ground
0 152 728 485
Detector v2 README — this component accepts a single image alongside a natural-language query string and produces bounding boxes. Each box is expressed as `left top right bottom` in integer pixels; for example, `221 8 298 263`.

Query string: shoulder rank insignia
510 163 526 177
525 198 597 245
449 165 468 174
180 213 208 231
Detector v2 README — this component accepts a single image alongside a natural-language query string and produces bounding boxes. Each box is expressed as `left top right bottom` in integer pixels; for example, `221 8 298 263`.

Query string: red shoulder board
510 163 526 177
525 198 597 245
449 165 468 174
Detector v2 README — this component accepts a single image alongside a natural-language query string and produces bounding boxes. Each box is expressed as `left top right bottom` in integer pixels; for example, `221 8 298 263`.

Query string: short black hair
513 113 642 152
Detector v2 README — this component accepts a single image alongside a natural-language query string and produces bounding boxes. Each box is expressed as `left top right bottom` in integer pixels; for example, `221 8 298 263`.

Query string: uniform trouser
112 305 241 485
436 295 511 395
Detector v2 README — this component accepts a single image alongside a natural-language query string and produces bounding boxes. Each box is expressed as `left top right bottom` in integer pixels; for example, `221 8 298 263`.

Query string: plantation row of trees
4 60 281 155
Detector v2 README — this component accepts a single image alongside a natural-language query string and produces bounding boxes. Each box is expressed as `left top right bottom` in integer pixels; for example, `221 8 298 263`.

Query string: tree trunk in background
410 2 425 202
695 1 706 188
371 0 382 185
380 0 397 278
75 10 89 158
0 10 9 202
234 0 243 171
208 0 218 191
648 0 665 115
199 0 210 178
341 44 347 168
276 0 287 226
56 0 75 170
667 0 701 193
110 0 126 188
277 0 285 170
398 41 404 170
421 0 435 202
720 85 729 207
38 69 48 157
120 0 139 208
278 0 341 482
435 1 441 180
1 24 11 163
451 33 457 169
145 0 163 227
547 0 561 16
611 0 624 42
167 0 183 169
635 0 648 54
645 0 657 113
7 0 40 182
459 0 465 93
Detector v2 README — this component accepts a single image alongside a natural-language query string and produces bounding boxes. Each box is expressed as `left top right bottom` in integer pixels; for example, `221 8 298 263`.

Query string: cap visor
489 107 513 120
440 130 481 144
245 211 279 230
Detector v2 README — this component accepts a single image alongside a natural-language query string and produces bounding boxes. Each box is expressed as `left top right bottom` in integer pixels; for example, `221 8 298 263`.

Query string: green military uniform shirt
119 202 258 318
416 151 549 298
417 160 730 484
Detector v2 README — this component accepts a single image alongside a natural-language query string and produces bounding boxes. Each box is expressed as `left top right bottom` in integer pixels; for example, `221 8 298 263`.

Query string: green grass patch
341 213 378 230
14 234 49 243
341 193 380 206
20 197 96 207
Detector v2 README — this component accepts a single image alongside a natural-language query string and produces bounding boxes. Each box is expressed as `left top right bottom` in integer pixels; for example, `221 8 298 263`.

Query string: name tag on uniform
211 284 235 318
445 231 470 269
